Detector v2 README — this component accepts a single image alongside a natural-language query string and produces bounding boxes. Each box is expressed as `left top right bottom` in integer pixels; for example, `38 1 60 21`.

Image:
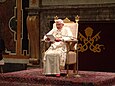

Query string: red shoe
56 74 60 77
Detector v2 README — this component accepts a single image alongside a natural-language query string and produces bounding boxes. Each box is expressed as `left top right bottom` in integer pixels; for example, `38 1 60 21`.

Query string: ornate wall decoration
26 16 40 62
0 0 16 53
78 27 105 53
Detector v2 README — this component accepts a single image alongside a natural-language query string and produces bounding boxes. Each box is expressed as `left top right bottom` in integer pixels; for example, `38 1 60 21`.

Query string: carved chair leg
73 63 76 73
66 64 69 77
0 66 3 73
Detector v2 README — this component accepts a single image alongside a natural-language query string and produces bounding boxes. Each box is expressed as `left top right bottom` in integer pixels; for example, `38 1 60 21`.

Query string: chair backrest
64 22 78 39
53 17 79 39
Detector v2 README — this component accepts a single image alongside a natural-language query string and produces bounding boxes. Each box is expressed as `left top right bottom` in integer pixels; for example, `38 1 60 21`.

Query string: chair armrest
69 40 78 51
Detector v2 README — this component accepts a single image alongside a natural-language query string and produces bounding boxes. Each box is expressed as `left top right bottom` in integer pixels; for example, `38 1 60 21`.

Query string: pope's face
56 21 64 30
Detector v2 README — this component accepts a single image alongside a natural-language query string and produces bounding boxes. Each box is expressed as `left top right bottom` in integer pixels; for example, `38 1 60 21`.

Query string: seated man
43 19 73 77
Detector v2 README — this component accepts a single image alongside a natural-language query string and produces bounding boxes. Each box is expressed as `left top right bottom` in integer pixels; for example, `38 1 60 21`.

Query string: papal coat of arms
78 27 105 53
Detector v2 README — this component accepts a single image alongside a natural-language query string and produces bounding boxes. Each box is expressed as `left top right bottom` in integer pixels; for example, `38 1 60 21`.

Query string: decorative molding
26 3 115 21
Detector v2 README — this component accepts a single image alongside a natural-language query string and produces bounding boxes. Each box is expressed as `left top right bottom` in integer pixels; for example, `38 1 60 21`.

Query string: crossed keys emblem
78 27 104 53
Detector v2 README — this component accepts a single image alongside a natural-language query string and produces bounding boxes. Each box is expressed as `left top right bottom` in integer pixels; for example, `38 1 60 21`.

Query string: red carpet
0 68 115 86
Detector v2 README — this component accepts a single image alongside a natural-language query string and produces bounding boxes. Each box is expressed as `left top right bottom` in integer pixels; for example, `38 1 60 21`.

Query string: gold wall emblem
78 27 104 53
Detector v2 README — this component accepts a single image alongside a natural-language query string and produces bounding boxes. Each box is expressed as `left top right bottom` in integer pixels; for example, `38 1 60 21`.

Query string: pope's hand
55 38 61 42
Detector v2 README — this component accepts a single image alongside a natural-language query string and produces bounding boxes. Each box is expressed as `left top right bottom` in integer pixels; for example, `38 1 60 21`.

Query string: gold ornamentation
78 27 104 53
63 17 74 23
75 15 79 22
54 16 58 20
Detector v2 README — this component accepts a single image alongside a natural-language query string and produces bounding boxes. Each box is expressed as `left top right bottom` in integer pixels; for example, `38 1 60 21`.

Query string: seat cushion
66 51 76 64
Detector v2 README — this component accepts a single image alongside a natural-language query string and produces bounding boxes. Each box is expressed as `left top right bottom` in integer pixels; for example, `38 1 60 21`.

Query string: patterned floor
0 68 115 86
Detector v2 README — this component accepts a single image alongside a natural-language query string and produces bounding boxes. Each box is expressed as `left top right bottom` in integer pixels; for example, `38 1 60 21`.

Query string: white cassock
43 26 73 75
